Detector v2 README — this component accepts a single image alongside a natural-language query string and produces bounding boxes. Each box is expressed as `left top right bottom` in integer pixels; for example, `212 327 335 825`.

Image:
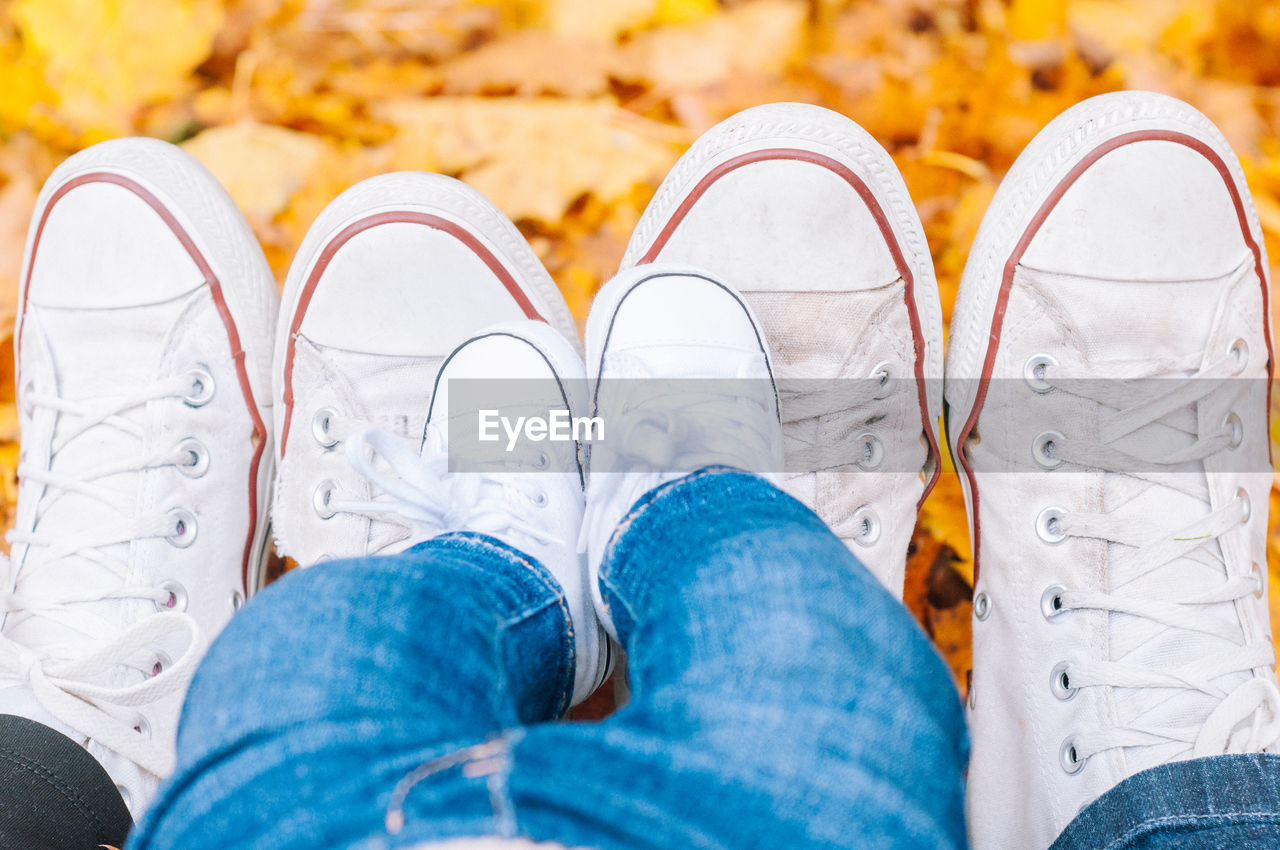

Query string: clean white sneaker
582 266 784 639
621 102 943 596
4 138 278 814
273 172 581 566
949 91 1280 848
338 320 607 706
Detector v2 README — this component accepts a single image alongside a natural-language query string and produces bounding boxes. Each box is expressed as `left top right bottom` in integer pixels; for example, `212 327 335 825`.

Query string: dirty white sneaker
3 138 278 814
582 266 784 639
950 91 1280 848
272 172 580 566
621 102 943 595
337 320 606 705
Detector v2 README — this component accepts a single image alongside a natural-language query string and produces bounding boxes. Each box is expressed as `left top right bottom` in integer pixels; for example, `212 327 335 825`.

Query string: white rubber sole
621 101 944 443
20 138 280 593
943 91 1272 551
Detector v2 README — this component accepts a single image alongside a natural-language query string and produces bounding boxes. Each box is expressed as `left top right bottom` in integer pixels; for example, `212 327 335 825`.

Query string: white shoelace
1 377 210 777
780 372 893 473
329 427 560 555
1038 349 1280 766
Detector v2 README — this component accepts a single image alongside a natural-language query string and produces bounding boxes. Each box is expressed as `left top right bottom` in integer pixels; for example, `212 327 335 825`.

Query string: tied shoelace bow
329 427 562 554
1035 346 1280 766
1 376 212 777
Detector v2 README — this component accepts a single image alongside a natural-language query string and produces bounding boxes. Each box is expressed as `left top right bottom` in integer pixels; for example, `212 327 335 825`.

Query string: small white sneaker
338 320 606 706
582 266 784 639
621 102 943 595
950 91 1280 848
272 172 580 566
4 138 278 814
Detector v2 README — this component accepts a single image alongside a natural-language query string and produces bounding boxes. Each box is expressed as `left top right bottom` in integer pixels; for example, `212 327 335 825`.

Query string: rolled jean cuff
1051 753 1280 849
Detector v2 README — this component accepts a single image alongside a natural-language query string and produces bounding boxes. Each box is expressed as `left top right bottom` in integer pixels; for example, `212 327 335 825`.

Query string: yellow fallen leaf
376 97 683 222
618 0 808 90
182 121 330 224
9 0 223 139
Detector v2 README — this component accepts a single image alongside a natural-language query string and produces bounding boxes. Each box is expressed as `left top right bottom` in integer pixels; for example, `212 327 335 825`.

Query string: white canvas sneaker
336 320 605 705
620 102 943 596
949 91 1280 848
582 266 784 639
272 172 580 567
3 138 278 814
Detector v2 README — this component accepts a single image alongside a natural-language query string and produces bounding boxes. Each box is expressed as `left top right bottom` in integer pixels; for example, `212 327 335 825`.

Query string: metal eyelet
869 361 893 399
974 591 991 621
154 579 189 612
183 366 215 407
313 480 338 519
231 590 245 612
528 489 549 508
150 651 172 678
1036 506 1068 544
311 407 339 448
532 451 550 470
851 506 881 546
175 438 209 477
855 434 884 470
1060 736 1086 774
1050 661 1077 700
166 508 198 548
1253 562 1266 600
1237 486 1252 524
967 682 977 710
1222 412 1243 450
1229 338 1249 375
1032 430 1065 469
1023 354 1058 393
1041 584 1069 620
133 715 151 738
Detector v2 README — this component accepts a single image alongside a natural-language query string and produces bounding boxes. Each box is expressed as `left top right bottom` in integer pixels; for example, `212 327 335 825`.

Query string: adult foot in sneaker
949 91 1279 848
332 321 607 705
621 103 943 595
273 173 580 566
4 139 278 814
582 267 784 639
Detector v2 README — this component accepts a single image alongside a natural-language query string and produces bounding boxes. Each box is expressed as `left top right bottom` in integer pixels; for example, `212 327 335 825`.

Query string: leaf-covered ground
1 0 1279 708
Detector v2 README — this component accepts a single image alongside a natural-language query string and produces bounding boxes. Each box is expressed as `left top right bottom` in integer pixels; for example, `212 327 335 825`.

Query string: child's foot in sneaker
2 138 278 813
273 173 580 566
621 103 943 595
950 91 1280 847
330 321 607 705
581 267 784 638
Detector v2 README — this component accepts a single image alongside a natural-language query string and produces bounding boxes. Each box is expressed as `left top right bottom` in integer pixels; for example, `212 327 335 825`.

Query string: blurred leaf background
1 0 1279 695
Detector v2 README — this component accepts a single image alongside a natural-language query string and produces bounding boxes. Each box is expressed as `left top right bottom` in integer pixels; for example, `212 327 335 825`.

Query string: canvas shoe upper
273 172 581 567
949 91 1279 848
3 138 278 815
337 321 605 705
620 102 943 596
582 267 784 639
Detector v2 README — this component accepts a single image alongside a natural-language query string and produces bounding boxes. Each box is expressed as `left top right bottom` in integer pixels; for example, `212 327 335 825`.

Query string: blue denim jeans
124 468 1280 848
128 469 966 848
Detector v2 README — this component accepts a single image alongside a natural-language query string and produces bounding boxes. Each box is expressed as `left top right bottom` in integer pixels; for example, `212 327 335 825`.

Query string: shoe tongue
307 341 441 442
10 302 181 654
1021 268 1225 363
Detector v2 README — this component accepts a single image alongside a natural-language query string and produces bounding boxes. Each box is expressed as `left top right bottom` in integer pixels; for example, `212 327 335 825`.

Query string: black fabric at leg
0 713 132 849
